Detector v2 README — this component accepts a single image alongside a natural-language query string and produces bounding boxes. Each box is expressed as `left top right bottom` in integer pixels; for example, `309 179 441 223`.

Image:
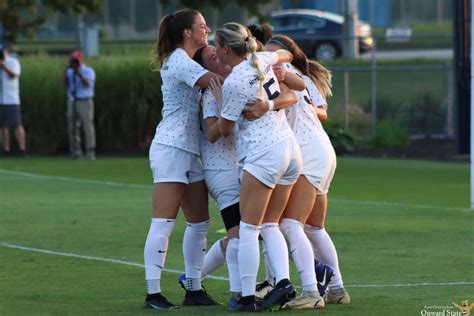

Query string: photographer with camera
0 45 27 157
64 50 96 160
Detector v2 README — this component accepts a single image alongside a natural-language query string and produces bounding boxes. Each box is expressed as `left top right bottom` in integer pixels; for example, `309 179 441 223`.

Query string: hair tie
267 37 291 52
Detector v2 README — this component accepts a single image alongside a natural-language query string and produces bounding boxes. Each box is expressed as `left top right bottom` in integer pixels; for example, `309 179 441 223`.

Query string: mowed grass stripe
1 242 472 289
0 168 467 211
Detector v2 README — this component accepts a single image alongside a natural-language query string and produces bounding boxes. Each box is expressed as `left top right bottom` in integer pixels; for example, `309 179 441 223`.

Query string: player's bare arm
242 83 297 121
196 72 224 89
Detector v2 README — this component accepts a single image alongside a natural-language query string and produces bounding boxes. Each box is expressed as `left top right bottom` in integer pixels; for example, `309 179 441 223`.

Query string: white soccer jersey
152 48 208 155
220 52 293 162
0 56 21 105
302 75 330 143
200 89 238 170
283 63 326 146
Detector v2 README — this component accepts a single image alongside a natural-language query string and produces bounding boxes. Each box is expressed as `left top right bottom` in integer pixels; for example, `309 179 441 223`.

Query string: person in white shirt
265 35 350 306
213 22 301 312
143 9 223 310
0 47 26 157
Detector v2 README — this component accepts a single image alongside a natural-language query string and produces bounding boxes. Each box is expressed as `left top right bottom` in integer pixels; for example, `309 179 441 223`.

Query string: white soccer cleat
324 288 351 304
281 292 325 310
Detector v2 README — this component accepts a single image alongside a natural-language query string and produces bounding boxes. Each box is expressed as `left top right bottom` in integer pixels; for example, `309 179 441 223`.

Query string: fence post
370 0 377 134
344 71 350 130
445 61 454 138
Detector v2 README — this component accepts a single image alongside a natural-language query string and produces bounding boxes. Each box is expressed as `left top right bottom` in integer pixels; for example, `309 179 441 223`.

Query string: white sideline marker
1 242 473 288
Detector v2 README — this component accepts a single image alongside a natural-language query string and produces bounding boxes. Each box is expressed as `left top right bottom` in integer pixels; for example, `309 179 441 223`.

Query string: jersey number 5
263 78 280 100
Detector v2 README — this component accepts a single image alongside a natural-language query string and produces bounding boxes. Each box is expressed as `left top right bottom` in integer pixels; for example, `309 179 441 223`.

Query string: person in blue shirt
65 50 96 160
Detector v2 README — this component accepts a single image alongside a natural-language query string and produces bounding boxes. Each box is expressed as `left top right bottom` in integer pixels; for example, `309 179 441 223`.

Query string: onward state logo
421 300 474 316
452 300 474 316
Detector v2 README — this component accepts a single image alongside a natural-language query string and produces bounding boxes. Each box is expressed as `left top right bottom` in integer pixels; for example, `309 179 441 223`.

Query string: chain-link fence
327 62 454 140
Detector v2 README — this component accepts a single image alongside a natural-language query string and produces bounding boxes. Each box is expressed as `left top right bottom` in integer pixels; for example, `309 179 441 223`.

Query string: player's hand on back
242 98 269 121
209 78 223 111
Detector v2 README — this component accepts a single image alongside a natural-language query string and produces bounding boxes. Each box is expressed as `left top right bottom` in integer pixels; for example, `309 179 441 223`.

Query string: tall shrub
19 55 162 154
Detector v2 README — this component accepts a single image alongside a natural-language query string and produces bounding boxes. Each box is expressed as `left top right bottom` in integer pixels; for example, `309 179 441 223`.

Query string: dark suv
271 9 374 60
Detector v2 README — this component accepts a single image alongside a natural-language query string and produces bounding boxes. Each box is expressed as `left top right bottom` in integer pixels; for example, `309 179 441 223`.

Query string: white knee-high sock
226 238 241 293
183 220 210 291
239 221 261 297
304 225 344 289
262 241 275 285
280 218 318 293
202 237 226 278
144 218 175 294
260 222 290 284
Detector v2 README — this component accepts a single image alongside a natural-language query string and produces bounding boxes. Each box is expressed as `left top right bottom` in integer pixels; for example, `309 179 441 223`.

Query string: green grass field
0 157 472 315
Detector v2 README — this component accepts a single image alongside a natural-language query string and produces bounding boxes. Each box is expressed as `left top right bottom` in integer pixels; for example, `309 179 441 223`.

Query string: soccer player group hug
143 8 350 312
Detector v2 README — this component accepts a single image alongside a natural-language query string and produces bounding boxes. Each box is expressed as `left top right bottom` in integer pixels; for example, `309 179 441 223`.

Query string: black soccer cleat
234 295 263 312
144 293 179 310
255 280 274 299
183 288 220 306
261 279 296 311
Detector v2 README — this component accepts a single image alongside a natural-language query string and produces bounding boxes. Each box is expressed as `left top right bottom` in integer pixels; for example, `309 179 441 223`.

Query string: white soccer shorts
300 140 337 195
204 168 240 211
243 136 302 189
149 143 204 184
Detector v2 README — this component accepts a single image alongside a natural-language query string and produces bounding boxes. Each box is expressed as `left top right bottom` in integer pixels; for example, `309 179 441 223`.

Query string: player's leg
180 157 219 306
237 170 273 310
305 193 349 304
304 144 350 304
261 184 293 286
201 169 240 281
259 137 302 310
144 182 185 309
144 144 194 309
255 242 275 299
279 175 324 310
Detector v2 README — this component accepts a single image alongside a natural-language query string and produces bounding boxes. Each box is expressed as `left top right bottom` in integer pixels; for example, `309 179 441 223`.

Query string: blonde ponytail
247 37 265 82
216 22 265 89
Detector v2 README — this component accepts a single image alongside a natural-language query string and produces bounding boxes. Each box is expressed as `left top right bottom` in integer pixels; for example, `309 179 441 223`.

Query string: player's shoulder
163 48 188 68
223 72 248 91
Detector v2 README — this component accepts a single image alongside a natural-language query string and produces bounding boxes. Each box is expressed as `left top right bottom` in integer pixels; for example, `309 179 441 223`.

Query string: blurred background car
35 27 76 40
271 9 374 60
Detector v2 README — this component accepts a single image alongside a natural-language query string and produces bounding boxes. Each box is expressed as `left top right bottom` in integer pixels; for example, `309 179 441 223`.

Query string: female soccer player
260 35 325 310
266 35 350 305
143 9 222 310
195 44 242 304
192 44 299 309
304 59 351 304
213 22 301 311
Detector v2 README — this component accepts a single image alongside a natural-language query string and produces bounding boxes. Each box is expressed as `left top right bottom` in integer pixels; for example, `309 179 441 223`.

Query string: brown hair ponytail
151 9 201 70
308 60 332 99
